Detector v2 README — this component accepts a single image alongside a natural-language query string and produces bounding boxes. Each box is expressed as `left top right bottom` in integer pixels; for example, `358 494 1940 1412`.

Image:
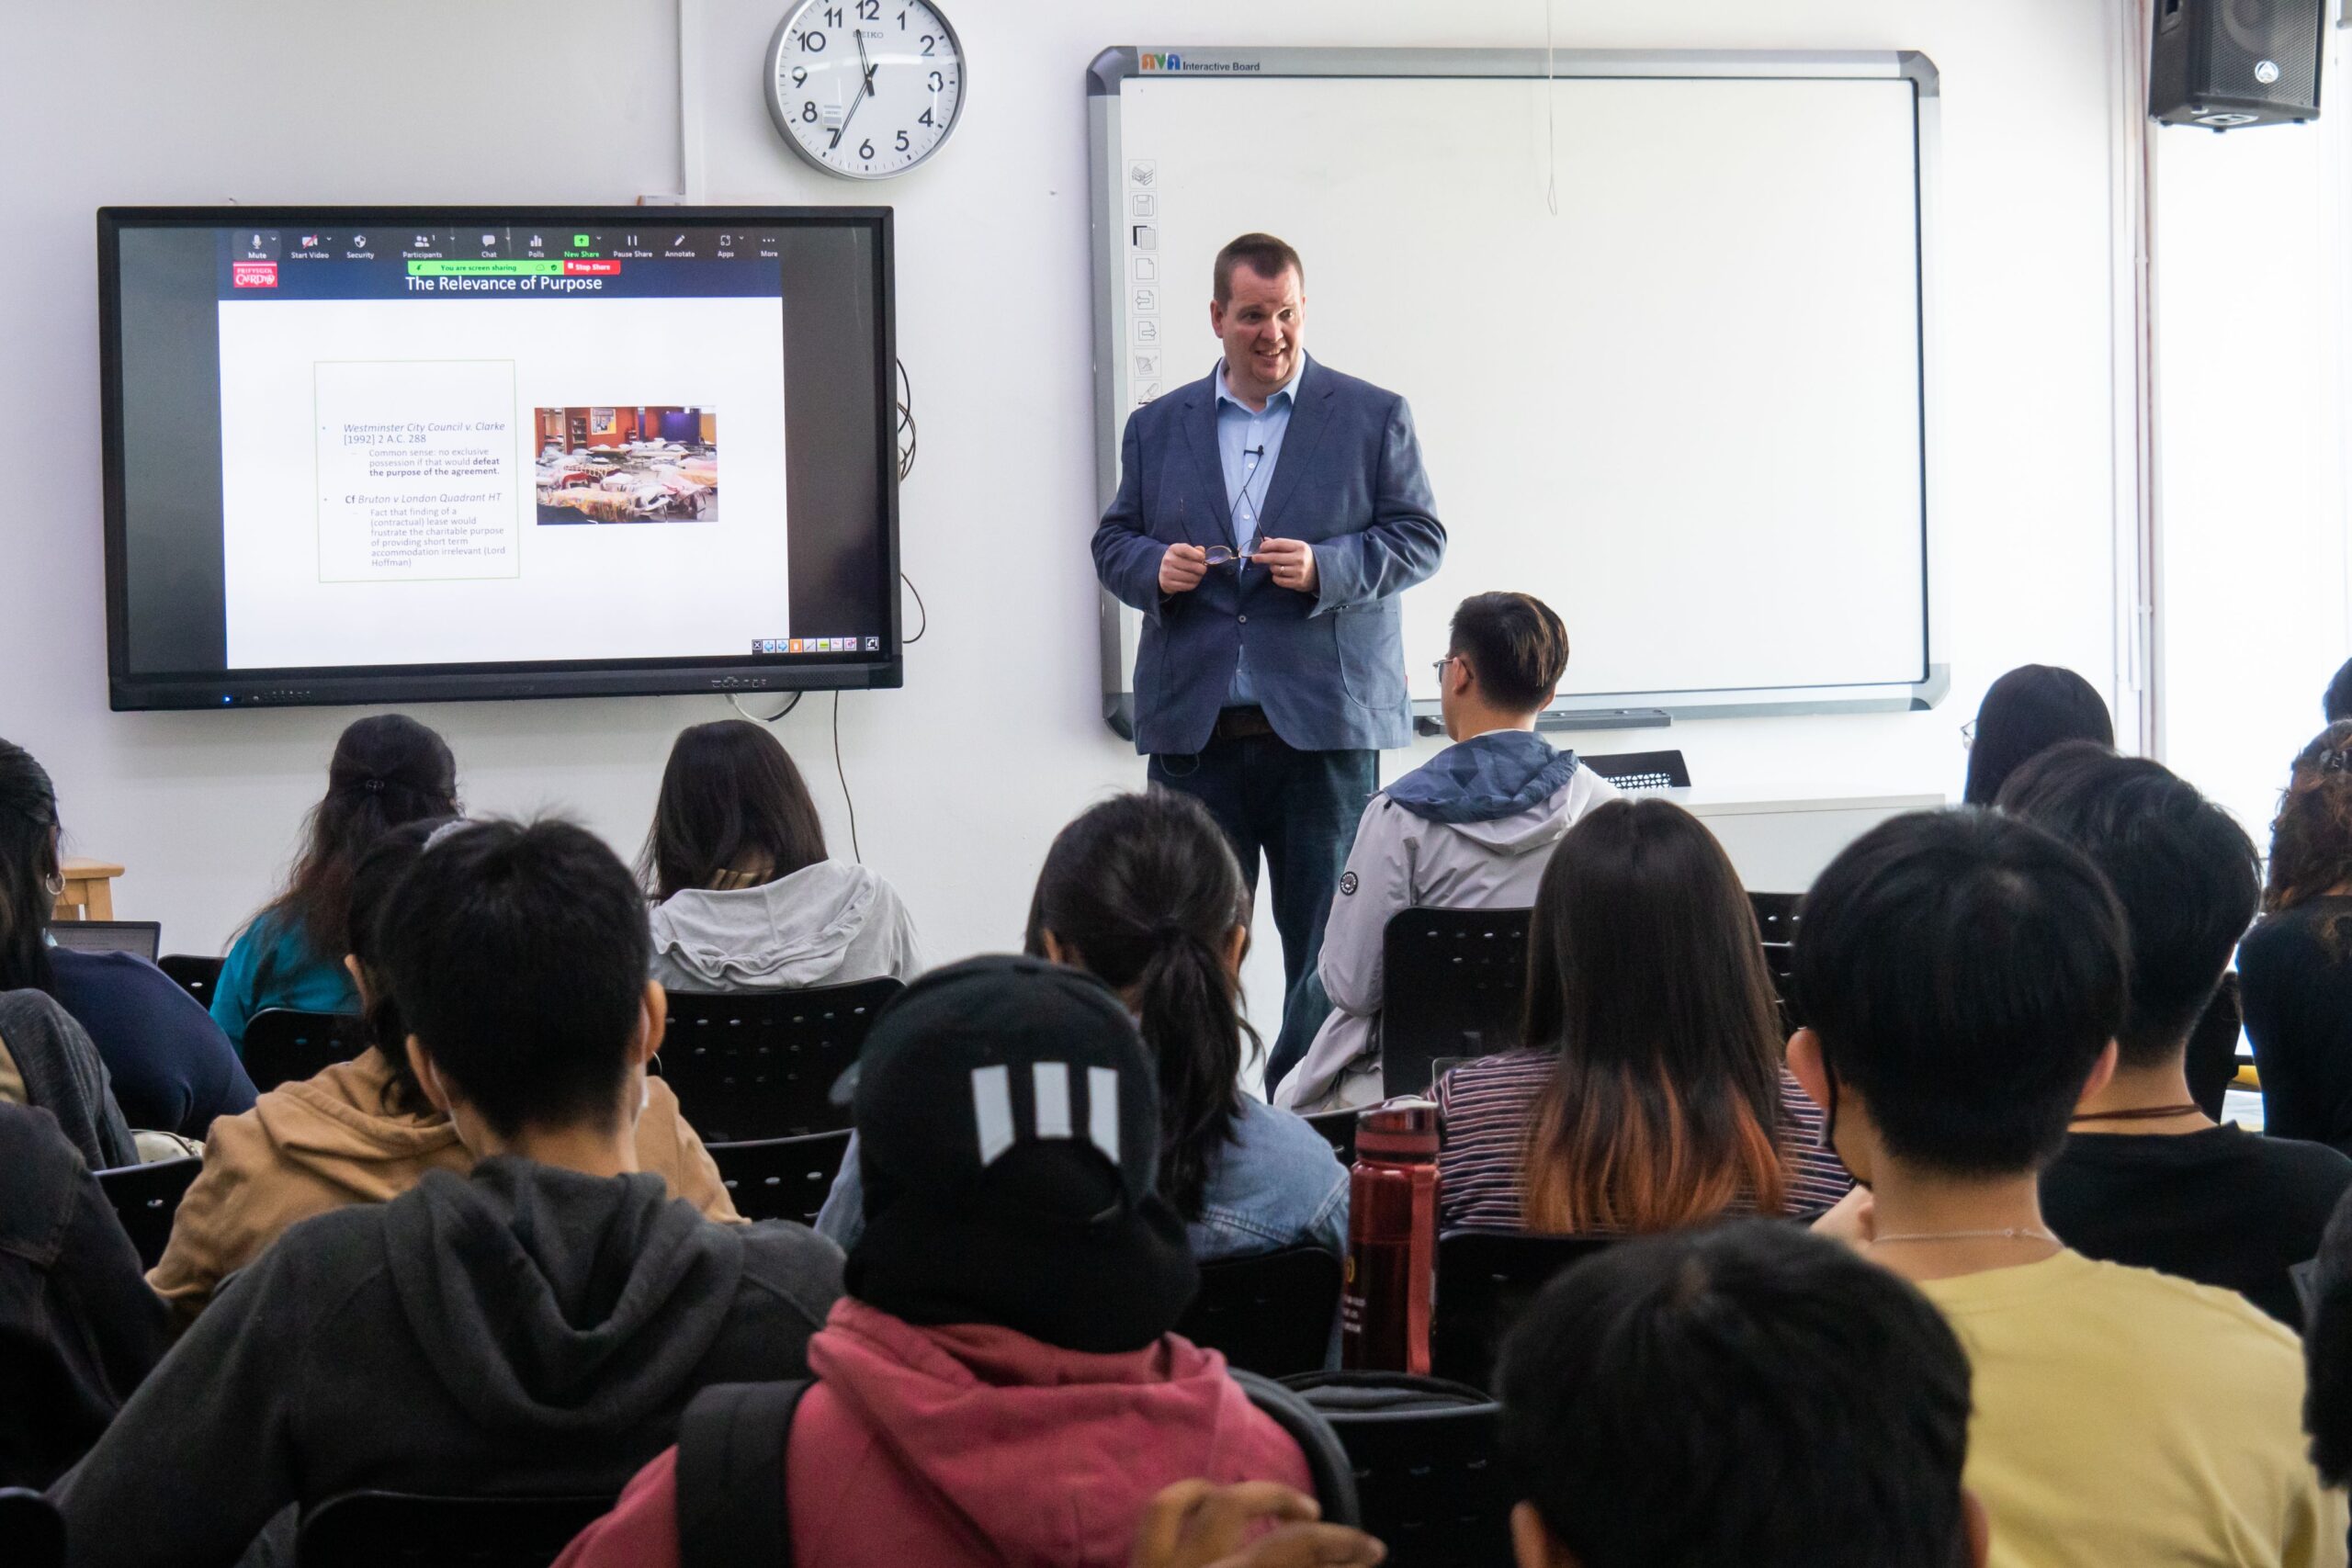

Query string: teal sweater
208 913 360 1050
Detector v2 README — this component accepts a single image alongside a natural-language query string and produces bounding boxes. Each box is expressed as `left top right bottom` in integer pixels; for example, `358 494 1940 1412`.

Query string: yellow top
1919 1249 2345 1568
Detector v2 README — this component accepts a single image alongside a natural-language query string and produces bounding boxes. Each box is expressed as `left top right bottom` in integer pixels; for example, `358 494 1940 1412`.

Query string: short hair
1212 233 1304 304
1448 592 1569 713
639 719 827 901
1498 1221 1973 1568
1792 808 2127 1177
1998 742 2257 1068
1962 665 2113 806
2327 659 2352 726
378 818 651 1138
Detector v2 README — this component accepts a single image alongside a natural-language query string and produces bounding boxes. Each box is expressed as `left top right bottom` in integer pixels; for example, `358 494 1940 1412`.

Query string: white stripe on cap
1034 1062 1072 1138
1088 1066 1120 1163
971 1065 1014 1166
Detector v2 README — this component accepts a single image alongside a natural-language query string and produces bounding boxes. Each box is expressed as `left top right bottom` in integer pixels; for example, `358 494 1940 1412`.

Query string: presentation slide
214 243 789 670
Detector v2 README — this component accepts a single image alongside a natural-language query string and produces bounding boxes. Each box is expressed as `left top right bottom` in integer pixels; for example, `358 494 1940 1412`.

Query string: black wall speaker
2150 0 2327 129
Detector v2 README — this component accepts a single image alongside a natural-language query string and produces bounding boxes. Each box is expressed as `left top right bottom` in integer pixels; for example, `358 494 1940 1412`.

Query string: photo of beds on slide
534 404 718 525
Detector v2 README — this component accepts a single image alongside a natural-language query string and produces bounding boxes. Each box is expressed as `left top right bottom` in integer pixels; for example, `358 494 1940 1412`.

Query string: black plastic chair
1304 1107 1357 1165
2186 972 2244 1121
708 1130 851 1225
95 1156 204 1269
243 1008 369 1094
1231 1371 1362 1529
159 953 224 1009
654 980 901 1143
0 1487 65 1568
1431 1229 1618 1393
1381 908 1532 1098
1748 892 1804 1026
296 1491 616 1567
1280 1371 1506 1568
1176 1244 1343 1378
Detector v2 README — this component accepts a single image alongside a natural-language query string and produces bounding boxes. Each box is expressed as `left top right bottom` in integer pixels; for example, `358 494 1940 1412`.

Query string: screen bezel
97 205 901 711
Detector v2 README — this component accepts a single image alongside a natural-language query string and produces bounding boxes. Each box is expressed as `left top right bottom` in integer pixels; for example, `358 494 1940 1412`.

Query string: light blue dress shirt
1216 354 1306 708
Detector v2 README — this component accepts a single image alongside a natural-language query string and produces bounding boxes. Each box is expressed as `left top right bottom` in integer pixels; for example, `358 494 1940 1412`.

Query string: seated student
1277 592 1616 1111
640 720 922 994
2000 742 2352 1326
1434 799 1850 1234
53 819 844 1568
2327 658 2352 726
0 739 254 1136
818 792 1346 1262
148 818 741 1325
0 989 136 1171
2304 1186 2352 1487
2242 721 2352 1154
554 956 1315 1568
1961 663 2113 807
1497 1221 1984 1568
0 1101 171 1490
1789 808 2344 1568
210 713 459 1048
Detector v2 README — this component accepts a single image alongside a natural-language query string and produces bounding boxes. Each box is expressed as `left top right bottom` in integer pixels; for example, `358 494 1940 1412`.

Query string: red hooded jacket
554 1296 1311 1568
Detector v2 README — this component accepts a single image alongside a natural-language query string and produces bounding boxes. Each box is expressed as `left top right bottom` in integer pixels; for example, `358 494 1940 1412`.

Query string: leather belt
1213 705 1277 742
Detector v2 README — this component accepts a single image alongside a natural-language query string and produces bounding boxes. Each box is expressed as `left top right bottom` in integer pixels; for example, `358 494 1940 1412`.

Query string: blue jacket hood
1384 730 1580 825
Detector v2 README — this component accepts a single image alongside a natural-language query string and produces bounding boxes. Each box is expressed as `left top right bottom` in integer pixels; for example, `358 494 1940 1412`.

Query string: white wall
2152 37 2352 853
3 0 2134 1031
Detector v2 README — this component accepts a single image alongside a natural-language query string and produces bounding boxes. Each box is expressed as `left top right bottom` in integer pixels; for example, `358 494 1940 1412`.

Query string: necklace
1869 1226 2057 1247
2072 1104 2204 1123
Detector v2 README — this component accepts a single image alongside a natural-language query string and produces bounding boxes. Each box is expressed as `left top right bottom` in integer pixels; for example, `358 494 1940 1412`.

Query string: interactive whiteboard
1088 50 1945 735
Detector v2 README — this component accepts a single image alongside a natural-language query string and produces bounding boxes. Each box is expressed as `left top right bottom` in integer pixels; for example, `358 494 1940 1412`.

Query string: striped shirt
1432 1050 1854 1233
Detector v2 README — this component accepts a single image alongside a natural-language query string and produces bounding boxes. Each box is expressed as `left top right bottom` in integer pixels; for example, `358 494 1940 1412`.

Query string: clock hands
831 29 881 151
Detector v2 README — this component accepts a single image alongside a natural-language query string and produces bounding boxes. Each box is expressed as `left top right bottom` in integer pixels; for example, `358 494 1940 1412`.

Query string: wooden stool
52 858 124 921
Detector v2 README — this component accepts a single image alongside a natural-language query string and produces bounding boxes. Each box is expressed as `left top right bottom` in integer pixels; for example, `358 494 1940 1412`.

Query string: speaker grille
2207 0 2320 105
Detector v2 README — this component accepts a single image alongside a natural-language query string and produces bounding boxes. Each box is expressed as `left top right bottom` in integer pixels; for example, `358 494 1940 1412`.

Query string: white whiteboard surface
1090 51 1939 728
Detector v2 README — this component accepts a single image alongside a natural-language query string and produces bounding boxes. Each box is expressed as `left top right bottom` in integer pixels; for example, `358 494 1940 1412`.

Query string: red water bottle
1341 1098 1441 1373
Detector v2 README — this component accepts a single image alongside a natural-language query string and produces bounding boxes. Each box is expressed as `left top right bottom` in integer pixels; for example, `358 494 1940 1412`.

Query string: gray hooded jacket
648 860 923 995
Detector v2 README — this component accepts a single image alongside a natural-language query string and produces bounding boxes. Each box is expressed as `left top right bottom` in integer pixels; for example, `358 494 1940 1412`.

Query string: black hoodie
52 1156 842 1568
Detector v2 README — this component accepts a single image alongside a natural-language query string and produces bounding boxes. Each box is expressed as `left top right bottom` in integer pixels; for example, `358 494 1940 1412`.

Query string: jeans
1150 734 1377 1097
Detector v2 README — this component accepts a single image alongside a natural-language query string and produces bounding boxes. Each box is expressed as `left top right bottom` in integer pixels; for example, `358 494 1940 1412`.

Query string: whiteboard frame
1086 46 1949 740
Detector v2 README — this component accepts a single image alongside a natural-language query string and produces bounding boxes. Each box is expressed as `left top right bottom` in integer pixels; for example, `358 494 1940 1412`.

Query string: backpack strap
677 1380 811 1568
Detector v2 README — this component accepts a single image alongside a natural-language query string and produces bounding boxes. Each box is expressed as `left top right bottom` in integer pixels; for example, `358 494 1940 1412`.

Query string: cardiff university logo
1139 51 1183 72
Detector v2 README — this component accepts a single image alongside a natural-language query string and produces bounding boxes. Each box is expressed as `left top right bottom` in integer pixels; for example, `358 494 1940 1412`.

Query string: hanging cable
894 355 925 643
832 691 862 863
729 691 803 724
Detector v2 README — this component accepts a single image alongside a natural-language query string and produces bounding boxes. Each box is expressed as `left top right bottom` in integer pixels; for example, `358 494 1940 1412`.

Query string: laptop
49 919 163 963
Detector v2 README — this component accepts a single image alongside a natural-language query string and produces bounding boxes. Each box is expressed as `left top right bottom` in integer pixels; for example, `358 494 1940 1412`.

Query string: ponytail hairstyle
2265 721 2352 957
346 817 458 1118
249 715 459 969
0 739 61 994
1024 790 1257 1221
1520 799 1787 1234
639 719 828 901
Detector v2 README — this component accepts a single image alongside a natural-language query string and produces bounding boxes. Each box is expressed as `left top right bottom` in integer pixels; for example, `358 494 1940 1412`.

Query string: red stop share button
562 259 621 276
232 262 278 288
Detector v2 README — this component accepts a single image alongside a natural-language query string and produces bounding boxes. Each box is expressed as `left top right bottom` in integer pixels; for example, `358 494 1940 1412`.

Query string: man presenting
1092 233 1445 1093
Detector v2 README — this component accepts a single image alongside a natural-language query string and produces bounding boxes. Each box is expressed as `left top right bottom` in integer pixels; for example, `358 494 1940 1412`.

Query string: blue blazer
1092 358 1446 755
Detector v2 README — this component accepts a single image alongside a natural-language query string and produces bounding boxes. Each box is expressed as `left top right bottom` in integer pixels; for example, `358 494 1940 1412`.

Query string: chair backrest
243 1009 369 1095
296 1492 617 1568
1176 1244 1343 1379
655 980 901 1143
1380 908 1532 1098
1280 1371 1507 1568
95 1156 204 1270
707 1131 852 1226
1303 1107 1357 1165
1230 1371 1362 1529
0 1487 65 1568
1747 891 1804 1028
158 953 225 1007
1431 1229 1619 1393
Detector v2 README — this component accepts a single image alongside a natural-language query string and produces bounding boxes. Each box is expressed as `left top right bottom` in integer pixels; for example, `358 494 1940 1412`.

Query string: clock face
764 0 965 180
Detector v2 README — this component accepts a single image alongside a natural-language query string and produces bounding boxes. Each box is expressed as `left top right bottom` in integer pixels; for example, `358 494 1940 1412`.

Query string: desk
52 858 124 921
1666 790 1947 896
